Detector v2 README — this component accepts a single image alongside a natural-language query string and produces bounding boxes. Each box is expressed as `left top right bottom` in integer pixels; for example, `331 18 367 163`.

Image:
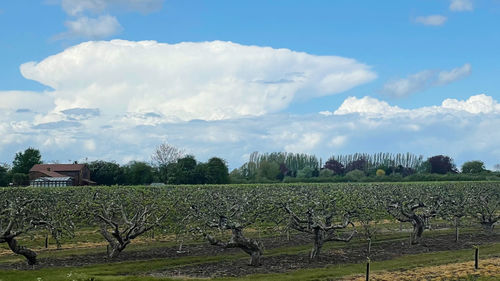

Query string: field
0 182 499 280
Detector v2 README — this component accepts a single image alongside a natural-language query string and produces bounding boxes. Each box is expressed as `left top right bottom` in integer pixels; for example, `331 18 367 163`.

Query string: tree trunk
6 237 37 265
228 228 263 266
367 238 372 256
481 222 495 234
249 250 262 266
106 243 126 258
455 217 459 242
411 216 425 245
310 228 324 259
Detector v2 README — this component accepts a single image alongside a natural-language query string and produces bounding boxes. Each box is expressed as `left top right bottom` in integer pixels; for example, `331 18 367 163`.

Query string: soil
150 233 500 278
0 232 310 270
1 232 499 279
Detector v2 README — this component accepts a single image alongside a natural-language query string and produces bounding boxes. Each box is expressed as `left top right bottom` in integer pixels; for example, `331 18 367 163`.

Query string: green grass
217 242 500 281
0 242 498 281
0 227 497 281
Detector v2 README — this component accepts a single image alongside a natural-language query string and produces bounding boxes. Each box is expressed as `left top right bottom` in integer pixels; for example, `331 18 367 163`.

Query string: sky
0 0 499 170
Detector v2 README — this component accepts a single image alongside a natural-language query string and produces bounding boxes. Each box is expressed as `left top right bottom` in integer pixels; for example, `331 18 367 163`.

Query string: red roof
36 170 66 177
30 164 86 173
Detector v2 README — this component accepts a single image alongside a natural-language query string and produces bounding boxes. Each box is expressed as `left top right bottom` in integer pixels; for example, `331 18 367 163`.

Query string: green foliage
345 169 365 182
234 151 319 181
11 173 29 186
0 164 10 186
12 147 42 174
329 152 423 173
462 161 486 174
297 167 314 178
87 160 124 185
205 157 230 184
123 161 155 185
257 161 281 181
319 169 334 178
166 155 198 184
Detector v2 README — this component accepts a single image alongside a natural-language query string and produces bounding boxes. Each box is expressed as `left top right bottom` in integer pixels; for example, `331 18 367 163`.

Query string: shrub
345 169 365 182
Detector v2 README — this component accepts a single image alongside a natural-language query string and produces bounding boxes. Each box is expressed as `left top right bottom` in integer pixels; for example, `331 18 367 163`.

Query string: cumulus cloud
59 15 122 39
19 40 376 121
449 0 474 12
333 96 408 116
333 94 500 116
441 94 500 114
381 63 471 98
1 93 499 169
415 15 447 26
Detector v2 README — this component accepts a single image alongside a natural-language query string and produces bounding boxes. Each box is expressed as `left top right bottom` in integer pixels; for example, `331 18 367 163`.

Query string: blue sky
0 0 499 169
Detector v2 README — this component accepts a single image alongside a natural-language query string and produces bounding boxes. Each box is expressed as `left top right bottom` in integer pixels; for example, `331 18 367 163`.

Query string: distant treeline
229 152 500 183
1 147 499 186
0 147 229 186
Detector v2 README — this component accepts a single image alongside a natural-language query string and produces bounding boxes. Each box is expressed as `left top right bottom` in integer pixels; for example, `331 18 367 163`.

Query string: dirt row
1 232 499 278
0 232 310 269
150 233 500 278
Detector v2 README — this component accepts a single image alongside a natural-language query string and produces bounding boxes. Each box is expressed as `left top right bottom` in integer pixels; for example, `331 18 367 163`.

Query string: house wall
29 171 48 181
58 171 80 185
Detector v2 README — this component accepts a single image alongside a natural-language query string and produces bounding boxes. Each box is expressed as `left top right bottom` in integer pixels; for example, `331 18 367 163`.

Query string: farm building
29 164 95 186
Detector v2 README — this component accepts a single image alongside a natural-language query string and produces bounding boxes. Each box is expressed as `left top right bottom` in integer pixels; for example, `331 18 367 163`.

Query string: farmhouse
29 164 95 187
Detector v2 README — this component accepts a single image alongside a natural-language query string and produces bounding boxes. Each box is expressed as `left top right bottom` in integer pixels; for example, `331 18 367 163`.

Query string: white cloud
19 40 376 121
450 0 474 12
437 63 472 85
333 94 500 117
329 136 347 147
0 91 499 170
381 70 435 98
415 15 447 26
61 0 163 16
84 139 96 151
381 63 471 97
54 0 162 40
284 132 322 153
58 15 122 39
442 94 500 114
0 91 54 111
334 96 408 116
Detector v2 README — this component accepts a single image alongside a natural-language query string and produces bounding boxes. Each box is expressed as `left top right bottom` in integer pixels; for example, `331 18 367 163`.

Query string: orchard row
0 182 498 266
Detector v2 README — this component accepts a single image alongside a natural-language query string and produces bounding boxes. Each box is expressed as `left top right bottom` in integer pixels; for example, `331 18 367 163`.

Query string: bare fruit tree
468 184 499 233
386 186 442 245
189 186 271 266
151 142 185 166
0 198 50 265
92 189 165 258
280 186 356 259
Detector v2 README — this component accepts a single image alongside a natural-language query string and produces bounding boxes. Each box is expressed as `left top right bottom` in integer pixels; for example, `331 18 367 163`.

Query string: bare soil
150 233 500 278
1 232 498 279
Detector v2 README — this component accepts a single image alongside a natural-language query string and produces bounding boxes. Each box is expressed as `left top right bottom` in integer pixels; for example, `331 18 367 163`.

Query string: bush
297 167 314 178
319 169 334 178
376 169 386 176
461 161 486 174
11 173 29 186
345 169 365 182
